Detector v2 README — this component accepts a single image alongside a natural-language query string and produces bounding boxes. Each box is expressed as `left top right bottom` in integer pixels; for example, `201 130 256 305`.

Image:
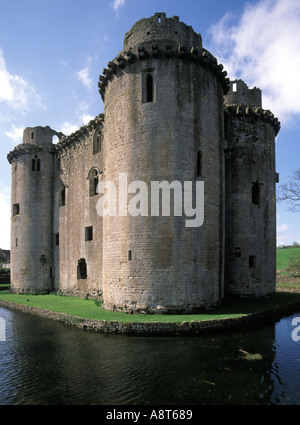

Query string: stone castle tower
7 13 280 313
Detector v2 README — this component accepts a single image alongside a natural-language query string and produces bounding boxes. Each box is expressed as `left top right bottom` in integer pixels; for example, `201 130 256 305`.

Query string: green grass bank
0 290 300 324
0 247 299 333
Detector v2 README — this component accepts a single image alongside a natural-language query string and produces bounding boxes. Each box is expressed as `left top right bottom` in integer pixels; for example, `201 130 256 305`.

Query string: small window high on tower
197 151 202 176
93 131 102 154
252 181 260 206
89 169 99 196
142 70 155 103
59 183 66 207
31 157 41 171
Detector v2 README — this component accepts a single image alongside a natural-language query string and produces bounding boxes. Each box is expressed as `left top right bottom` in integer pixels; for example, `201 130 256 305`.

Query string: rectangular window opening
13 203 20 216
85 226 93 242
40 255 47 264
252 182 260 205
59 185 66 207
31 132 34 140
142 70 155 103
31 158 41 172
128 250 132 261
55 233 59 246
232 82 237 92
249 255 256 268
197 151 202 176
77 258 87 279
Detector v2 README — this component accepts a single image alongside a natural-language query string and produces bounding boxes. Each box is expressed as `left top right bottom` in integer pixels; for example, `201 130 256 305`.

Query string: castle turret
8 126 58 293
224 79 280 296
98 13 230 313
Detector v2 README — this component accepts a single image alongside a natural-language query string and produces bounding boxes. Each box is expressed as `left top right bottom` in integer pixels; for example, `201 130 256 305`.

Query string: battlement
22 126 62 146
224 79 262 108
124 13 202 50
224 104 280 136
56 114 104 154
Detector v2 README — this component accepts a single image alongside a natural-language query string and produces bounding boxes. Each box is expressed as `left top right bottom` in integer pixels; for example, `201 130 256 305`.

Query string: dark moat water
0 306 300 405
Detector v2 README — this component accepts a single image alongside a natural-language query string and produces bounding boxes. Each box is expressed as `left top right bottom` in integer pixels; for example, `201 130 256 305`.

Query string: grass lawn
277 247 300 275
0 247 299 324
0 290 300 323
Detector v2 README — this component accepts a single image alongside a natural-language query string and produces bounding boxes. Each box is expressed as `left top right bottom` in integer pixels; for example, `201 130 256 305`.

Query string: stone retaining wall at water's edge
1 298 300 336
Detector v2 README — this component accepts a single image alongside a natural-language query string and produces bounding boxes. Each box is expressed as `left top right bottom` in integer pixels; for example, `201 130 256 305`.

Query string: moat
0 306 300 405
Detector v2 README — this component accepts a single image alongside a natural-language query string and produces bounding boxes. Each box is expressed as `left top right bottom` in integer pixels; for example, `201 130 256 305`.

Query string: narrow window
55 233 59 246
59 183 66 207
40 255 47 264
93 131 102 154
252 182 260 205
85 226 93 241
197 151 202 176
77 258 87 279
232 82 237 92
31 156 41 171
50 267 53 279
31 132 34 140
142 70 155 103
13 203 20 216
57 157 61 171
89 169 99 196
128 250 132 261
16 238 18 247
146 74 153 102
249 255 256 268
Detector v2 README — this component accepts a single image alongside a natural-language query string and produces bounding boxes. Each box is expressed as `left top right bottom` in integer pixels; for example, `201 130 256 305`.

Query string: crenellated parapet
7 142 56 164
55 114 104 154
224 105 281 136
98 45 229 100
98 13 230 102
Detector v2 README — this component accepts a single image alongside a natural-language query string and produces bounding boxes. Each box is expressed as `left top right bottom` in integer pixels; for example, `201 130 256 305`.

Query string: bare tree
278 168 300 211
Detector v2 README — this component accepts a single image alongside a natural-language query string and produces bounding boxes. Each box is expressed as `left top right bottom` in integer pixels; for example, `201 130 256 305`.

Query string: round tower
224 79 280 297
98 13 230 313
8 126 58 293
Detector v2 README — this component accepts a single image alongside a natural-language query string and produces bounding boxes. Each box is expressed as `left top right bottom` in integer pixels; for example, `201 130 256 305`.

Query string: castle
7 13 280 313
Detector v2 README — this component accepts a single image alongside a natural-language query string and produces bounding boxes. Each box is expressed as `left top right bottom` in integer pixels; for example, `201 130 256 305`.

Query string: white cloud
76 57 92 90
59 121 79 136
0 188 11 249
58 100 95 135
207 0 300 126
81 114 94 125
112 0 125 13
5 124 23 144
0 48 45 113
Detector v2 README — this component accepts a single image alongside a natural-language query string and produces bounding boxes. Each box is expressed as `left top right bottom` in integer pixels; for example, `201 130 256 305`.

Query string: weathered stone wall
225 79 262 108
123 12 202 51
101 13 227 313
55 116 104 298
224 103 280 296
9 127 56 293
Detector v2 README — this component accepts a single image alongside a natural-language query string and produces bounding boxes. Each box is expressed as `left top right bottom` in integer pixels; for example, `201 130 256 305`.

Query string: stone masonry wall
101 14 227 313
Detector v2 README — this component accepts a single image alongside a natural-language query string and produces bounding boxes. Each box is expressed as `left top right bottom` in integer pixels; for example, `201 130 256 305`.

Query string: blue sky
0 0 299 249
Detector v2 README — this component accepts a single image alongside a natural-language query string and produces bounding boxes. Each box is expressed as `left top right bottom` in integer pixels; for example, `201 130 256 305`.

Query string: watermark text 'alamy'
96 173 204 228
